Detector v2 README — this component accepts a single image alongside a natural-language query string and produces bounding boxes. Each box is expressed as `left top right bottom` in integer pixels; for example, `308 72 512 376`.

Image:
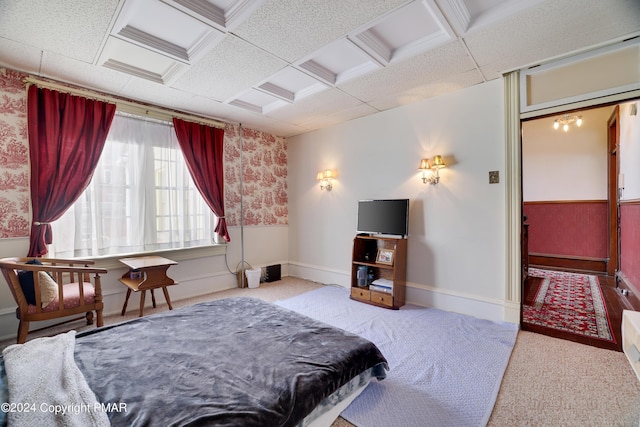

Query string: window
50 113 216 258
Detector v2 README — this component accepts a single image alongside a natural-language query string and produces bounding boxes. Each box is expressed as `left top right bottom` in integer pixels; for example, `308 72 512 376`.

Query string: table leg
162 286 173 310
139 290 146 317
121 288 132 316
151 289 157 308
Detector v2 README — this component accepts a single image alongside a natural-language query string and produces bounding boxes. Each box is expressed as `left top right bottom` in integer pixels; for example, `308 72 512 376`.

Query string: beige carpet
2 276 639 426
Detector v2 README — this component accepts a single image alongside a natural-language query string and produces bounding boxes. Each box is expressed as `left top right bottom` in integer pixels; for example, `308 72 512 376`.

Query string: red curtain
173 118 230 242
27 86 116 256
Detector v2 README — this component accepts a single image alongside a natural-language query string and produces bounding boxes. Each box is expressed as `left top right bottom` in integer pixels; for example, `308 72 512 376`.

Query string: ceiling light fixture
553 114 583 132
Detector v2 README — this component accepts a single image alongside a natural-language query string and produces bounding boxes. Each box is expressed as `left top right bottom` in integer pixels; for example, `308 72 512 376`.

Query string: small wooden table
119 256 178 317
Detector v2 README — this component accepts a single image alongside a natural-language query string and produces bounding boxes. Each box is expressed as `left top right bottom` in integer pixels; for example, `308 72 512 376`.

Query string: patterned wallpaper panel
224 124 288 227
0 67 287 239
0 69 29 238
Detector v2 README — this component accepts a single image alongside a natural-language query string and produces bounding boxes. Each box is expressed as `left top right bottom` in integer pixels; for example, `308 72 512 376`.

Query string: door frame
607 106 620 278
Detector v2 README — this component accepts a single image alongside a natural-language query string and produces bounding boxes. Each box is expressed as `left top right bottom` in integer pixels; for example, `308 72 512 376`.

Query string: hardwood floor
521 270 630 352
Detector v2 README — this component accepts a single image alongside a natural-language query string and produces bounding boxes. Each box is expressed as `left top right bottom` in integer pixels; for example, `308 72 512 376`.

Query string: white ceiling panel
327 103 381 123
226 111 309 136
265 88 364 123
0 0 119 63
98 37 187 85
232 0 409 62
435 0 544 35
298 39 381 86
39 52 133 95
367 69 486 111
172 34 287 101
464 0 640 80
339 40 478 102
163 0 267 31
111 0 225 63
229 88 288 114
350 0 455 65
258 67 328 102
0 38 43 75
117 78 202 113
288 114 345 131
0 0 637 138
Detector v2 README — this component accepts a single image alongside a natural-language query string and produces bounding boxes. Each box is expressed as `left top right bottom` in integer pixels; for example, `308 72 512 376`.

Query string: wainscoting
524 200 608 273
620 200 640 304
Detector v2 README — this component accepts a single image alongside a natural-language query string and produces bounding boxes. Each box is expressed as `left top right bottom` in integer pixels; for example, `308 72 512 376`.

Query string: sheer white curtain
50 113 214 258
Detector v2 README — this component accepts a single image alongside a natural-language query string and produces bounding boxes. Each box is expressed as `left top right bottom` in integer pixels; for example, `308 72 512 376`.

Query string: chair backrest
0 257 107 317
0 257 108 344
0 257 28 309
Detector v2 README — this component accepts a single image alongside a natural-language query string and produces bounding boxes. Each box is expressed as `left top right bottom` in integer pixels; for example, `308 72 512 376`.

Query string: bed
0 297 388 426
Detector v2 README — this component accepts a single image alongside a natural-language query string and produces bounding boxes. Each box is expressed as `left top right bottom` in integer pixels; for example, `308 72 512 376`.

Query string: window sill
87 244 227 270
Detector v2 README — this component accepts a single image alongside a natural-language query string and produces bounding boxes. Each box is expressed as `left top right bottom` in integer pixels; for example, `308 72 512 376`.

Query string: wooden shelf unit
350 235 407 309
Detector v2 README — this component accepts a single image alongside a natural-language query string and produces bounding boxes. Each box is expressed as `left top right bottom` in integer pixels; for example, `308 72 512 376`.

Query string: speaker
265 264 281 282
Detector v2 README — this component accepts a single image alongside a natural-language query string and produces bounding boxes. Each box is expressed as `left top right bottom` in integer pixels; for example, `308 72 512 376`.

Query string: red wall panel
620 202 640 295
524 201 608 259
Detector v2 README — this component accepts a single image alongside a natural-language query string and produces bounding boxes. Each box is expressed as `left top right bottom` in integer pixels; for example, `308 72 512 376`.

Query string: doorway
520 103 629 351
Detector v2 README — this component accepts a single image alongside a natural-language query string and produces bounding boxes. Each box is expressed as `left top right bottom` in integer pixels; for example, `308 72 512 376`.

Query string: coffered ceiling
0 0 638 137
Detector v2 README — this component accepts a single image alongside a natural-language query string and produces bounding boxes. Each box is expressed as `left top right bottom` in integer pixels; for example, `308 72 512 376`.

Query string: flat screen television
357 199 409 237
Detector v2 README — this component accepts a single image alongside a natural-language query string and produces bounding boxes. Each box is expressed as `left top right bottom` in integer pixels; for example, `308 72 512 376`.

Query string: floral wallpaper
0 68 29 238
224 124 288 227
0 67 287 240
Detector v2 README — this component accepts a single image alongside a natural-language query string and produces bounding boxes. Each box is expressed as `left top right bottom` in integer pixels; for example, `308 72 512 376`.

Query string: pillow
17 260 57 306
37 271 59 308
17 259 43 305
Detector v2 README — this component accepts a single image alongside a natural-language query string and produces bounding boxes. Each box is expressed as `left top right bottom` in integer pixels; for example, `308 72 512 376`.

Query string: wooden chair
0 257 106 344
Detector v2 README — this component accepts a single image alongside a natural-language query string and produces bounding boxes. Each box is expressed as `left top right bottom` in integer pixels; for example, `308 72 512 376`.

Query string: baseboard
288 263 517 323
406 283 515 323
617 272 640 311
287 262 351 287
529 253 607 274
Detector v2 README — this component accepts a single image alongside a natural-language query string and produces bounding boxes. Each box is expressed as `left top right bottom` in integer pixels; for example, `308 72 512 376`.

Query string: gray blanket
74 297 388 426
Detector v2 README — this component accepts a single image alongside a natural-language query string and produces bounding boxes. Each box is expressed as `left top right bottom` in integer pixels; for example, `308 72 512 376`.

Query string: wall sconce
419 155 446 185
316 169 335 191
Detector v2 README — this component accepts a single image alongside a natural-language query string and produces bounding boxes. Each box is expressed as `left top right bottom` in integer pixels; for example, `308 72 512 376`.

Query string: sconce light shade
419 155 445 185
432 155 445 169
316 169 335 191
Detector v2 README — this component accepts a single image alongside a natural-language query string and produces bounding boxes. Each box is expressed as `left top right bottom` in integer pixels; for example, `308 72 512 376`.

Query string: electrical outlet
489 171 499 184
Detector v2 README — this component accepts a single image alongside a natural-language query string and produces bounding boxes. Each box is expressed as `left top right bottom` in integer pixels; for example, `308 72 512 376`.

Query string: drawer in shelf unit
370 291 393 307
351 287 371 301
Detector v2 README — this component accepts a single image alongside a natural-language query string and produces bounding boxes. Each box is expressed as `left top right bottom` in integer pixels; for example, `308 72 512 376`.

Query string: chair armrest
13 264 107 275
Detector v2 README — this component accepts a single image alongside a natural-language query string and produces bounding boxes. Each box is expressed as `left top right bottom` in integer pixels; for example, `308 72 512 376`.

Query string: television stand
350 234 406 309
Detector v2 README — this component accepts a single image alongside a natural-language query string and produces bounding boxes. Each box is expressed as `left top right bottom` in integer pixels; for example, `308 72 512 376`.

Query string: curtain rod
23 75 227 129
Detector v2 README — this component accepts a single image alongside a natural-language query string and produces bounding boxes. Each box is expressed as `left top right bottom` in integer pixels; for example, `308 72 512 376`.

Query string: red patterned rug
523 268 615 342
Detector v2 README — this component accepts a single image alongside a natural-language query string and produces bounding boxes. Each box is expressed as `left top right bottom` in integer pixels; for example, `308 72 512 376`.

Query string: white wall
0 225 288 341
620 101 640 200
288 80 509 321
522 106 612 201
